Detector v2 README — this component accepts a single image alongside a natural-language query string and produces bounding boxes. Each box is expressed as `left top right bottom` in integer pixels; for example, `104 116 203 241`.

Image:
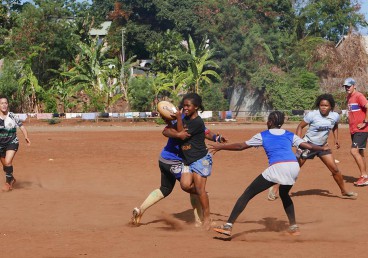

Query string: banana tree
17 47 44 113
62 39 121 111
180 35 221 93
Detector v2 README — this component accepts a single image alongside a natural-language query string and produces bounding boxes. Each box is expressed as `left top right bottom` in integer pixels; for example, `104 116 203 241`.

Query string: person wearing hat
344 77 368 186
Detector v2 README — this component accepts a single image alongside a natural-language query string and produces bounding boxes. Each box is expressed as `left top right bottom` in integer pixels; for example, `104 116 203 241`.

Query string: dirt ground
0 120 367 258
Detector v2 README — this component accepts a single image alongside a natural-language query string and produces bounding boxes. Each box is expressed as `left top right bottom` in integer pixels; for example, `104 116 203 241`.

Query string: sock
226 223 233 227
4 166 14 184
6 175 13 184
190 194 203 224
139 189 164 214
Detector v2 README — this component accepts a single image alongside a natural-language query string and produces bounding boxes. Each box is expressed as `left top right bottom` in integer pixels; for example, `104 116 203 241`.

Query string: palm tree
180 35 221 94
62 39 120 111
17 47 44 113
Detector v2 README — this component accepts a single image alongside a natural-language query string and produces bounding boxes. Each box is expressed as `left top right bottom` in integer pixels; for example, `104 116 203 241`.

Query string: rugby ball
157 101 177 121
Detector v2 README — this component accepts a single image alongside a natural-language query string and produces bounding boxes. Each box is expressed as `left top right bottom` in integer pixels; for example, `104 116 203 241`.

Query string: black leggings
158 161 177 197
227 174 296 225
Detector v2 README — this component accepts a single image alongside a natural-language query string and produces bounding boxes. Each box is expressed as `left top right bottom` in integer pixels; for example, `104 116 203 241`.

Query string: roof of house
89 21 112 36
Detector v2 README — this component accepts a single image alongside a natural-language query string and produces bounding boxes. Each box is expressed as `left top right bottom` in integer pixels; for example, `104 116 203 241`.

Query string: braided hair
268 111 285 129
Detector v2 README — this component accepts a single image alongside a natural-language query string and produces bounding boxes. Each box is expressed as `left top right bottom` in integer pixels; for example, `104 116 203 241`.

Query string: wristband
212 134 217 142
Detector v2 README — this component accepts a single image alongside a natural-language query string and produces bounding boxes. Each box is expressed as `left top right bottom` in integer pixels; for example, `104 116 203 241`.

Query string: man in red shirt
344 78 368 186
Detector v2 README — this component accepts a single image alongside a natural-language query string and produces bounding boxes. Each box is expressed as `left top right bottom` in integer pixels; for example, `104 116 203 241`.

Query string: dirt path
0 122 365 258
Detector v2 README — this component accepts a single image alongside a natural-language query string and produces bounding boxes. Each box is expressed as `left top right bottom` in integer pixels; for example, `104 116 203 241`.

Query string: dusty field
0 120 367 258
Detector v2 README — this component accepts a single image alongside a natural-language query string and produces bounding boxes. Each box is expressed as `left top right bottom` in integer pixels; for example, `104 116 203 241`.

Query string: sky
359 0 368 35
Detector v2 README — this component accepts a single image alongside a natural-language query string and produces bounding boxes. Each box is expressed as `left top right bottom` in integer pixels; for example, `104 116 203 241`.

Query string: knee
329 166 340 174
180 182 192 192
350 148 359 156
279 187 291 199
159 186 172 197
2 162 12 167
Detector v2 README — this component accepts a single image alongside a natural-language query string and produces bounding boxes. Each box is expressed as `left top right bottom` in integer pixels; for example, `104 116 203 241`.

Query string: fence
14 110 349 124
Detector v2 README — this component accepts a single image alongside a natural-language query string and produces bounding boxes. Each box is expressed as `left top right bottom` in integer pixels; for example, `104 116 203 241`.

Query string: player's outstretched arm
206 130 227 143
208 142 249 155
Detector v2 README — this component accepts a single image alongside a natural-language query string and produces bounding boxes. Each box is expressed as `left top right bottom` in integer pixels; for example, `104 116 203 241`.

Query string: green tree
17 47 44 113
48 63 83 113
127 76 155 111
179 35 221 93
196 0 296 87
297 0 367 42
62 39 119 112
160 67 188 105
147 29 184 73
104 0 201 60
201 82 228 111
9 0 83 88
0 58 21 111
251 65 319 110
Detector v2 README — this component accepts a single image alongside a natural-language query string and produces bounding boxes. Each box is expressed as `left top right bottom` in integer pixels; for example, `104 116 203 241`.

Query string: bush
46 118 61 125
201 82 229 111
128 76 155 111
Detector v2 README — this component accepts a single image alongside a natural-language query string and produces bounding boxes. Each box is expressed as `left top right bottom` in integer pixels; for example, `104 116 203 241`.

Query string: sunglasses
344 85 353 88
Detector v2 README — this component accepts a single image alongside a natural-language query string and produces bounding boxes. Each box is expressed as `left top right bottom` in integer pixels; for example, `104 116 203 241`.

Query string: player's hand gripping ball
157 101 178 121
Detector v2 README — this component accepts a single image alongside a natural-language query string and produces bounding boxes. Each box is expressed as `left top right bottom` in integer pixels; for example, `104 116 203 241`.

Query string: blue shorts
187 153 213 177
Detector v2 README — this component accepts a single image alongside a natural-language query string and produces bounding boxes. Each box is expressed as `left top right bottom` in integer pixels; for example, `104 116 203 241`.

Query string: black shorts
351 132 368 149
297 142 331 160
0 142 19 158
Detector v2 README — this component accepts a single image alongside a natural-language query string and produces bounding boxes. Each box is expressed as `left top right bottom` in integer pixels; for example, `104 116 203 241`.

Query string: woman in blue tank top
208 111 329 237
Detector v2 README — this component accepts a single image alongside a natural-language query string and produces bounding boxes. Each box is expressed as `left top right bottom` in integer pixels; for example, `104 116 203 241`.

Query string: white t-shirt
303 110 339 146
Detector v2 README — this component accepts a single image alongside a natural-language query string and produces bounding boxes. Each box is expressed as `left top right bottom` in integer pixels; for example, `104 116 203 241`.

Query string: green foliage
196 0 296 87
147 30 184 73
298 0 367 43
46 118 61 125
286 36 326 70
8 1 82 88
251 66 319 110
40 89 57 113
178 35 221 93
127 76 155 111
1 0 367 113
0 59 21 111
201 82 228 111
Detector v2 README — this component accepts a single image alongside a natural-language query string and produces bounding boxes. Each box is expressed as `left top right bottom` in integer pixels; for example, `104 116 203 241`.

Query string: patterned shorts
185 153 213 178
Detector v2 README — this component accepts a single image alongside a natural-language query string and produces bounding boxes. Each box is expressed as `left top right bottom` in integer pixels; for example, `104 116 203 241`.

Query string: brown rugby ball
157 101 177 121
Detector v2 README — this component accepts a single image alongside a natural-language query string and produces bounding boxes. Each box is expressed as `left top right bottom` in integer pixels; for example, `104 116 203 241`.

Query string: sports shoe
341 191 358 199
354 176 368 186
287 224 300 236
267 186 278 201
131 207 142 225
2 178 16 192
213 223 232 236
